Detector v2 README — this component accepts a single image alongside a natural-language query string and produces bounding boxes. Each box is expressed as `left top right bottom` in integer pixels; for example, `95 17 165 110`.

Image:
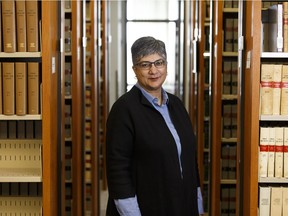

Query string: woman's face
132 53 167 94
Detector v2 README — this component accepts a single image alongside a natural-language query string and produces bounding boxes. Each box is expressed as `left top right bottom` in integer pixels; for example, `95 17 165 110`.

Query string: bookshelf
60 1 104 215
242 1 288 215
210 1 240 215
197 0 213 214
0 1 61 215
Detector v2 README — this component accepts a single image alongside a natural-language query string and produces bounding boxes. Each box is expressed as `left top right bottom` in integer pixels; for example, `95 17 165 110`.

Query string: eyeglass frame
133 59 167 70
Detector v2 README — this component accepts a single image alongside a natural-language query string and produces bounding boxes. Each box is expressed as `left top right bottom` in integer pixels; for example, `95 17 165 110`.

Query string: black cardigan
106 86 200 216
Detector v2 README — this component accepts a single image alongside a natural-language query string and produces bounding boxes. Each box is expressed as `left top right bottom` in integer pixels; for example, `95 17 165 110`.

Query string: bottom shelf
0 196 42 215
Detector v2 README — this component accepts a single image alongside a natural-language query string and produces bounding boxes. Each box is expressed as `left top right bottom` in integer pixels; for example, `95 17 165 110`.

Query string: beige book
284 127 288 178
260 82 273 115
0 63 2 114
15 62 27 115
261 64 274 82
272 82 281 115
259 186 271 216
2 0 16 52
283 187 288 215
270 187 282 216
282 66 288 114
28 62 39 114
282 65 288 82
284 2 288 52
259 127 270 177
281 82 288 115
16 0 27 52
268 127 275 177
274 127 284 178
273 64 282 115
2 63 15 115
273 64 282 82
26 0 39 52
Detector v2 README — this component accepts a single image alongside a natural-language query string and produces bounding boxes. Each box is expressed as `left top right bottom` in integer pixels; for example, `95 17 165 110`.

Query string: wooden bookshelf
0 1 60 215
243 1 288 215
210 1 240 215
196 0 213 214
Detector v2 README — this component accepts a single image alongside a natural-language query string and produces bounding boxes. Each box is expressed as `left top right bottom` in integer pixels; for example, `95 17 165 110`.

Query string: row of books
220 185 236 216
222 61 238 95
222 103 237 139
221 145 237 180
259 186 288 216
1 0 39 53
0 182 41 196
259 127 288 178
0 120 41 139
260 64 288 115
0 62 40 115
224 18 238 52
223 0 238 9
262 2 288 52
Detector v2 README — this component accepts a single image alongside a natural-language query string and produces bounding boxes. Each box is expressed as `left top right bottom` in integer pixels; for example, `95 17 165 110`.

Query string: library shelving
210 0 240 215
0 1 61 215
242 1 288 215
196 0 213 214
60 0 106 215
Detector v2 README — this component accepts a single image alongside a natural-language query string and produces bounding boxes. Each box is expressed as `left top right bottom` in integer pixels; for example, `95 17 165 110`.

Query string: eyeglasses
134 59 167 70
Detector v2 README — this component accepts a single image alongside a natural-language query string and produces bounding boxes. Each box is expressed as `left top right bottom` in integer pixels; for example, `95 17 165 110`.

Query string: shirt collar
135 82 169 106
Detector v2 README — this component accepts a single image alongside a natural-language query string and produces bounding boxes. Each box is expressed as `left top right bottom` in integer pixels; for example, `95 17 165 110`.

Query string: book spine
259 127 270 177
274 127 284 178
270 187 283 215
222 61 232 94
16 0 27 52
268 127 275 177
15 62 27 115
284 127 288 178
2 0 16 53
26 0 39 52
259 186 271 216
277 4 283 52
27 62 39 114
260 82 273 115
284 2 288 52
281 82 288 115
2 63 15 115
224 18 234 52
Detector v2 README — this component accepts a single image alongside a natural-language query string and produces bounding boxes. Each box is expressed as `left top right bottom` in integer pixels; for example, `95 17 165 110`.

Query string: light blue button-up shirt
114 83 204 216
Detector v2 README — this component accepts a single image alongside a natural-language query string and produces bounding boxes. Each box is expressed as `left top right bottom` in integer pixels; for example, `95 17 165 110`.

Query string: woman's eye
140 63 150 68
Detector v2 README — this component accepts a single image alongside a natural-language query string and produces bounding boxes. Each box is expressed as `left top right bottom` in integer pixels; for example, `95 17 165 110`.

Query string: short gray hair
131 36 167 65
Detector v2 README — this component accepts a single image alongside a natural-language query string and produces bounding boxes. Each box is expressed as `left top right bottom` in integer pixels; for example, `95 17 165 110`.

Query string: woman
106 36 203 216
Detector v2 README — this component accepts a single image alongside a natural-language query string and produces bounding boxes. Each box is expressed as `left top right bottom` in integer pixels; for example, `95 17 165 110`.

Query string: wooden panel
210 1 223 216
90 0 101 215
42 1 60 215
242 1 261 215
71 0 84 215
